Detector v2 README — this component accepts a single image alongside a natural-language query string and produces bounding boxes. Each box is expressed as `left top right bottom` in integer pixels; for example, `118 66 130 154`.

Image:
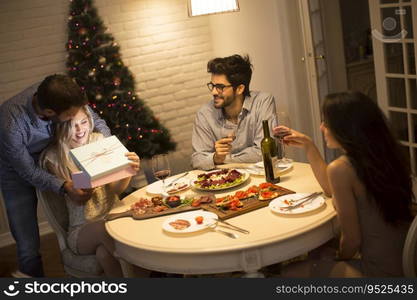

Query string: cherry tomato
235 191 248 199
247 185 260 194
191 199 201 207
259 182 273 189
261 191 273 198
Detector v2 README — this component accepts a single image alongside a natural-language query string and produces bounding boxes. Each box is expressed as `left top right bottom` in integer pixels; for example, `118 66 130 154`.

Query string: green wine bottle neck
262 120 270 137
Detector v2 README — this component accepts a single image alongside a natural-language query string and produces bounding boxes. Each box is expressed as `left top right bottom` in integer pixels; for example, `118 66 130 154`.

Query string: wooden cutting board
105 205 201 221
202 186 295 220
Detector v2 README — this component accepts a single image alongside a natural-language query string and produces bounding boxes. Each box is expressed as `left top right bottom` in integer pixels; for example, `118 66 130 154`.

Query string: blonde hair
41 105 94 180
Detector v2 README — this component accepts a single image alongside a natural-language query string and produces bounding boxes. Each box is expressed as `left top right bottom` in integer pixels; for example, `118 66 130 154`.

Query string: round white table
105 162 338 277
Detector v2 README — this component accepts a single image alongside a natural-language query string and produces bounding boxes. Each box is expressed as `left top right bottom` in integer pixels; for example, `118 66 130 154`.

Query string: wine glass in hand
220 120 236 140
152 154 171 190
220 121 236 161
276 111 293 165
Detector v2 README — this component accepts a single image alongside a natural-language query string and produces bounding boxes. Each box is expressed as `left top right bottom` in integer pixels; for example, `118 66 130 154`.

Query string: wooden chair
37 189 103 277
403 214 417 277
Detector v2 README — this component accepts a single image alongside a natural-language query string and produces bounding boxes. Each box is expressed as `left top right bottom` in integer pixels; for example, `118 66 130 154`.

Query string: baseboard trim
0 221 52 248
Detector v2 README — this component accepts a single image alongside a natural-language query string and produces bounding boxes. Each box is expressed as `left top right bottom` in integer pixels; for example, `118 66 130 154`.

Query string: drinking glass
276 111 293 165
151 154 171 189
220 120 236 141
220 120 236 161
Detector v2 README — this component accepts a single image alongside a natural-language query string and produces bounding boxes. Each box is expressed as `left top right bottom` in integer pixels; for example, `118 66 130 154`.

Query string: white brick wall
0 0 212 169
0 0 213 238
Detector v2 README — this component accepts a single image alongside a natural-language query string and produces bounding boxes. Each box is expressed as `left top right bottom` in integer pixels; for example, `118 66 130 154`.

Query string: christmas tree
66 0 176 158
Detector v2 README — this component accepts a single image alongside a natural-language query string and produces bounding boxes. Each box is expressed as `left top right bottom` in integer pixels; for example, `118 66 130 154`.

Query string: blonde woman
40 105 140 277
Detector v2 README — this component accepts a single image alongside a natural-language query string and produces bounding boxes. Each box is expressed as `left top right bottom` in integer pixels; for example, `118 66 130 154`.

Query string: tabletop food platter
105 194 215 221
202 182 295 220
106 181 295 222
192 169 250 191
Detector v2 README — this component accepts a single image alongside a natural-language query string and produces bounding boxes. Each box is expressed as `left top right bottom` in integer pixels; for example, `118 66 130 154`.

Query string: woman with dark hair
273 91 413 277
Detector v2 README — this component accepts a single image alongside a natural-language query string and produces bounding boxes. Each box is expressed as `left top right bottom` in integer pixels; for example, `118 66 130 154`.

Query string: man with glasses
0 74 110 277
191 54 277 170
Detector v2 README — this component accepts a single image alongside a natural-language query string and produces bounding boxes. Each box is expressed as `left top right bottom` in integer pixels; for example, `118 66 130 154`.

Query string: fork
165 172 189 188
281 192 323 211
205 223 238 239
213 219 249 234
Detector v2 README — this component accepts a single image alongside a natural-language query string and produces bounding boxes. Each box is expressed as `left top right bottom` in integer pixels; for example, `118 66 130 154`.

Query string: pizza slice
246 185 260 197
258 190 280 201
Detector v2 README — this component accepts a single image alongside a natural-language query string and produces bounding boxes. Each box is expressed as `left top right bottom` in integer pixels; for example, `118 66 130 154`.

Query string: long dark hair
322 91 413 225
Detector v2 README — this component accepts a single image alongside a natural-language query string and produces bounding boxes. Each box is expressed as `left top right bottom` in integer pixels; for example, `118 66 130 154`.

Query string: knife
281 192 323 210
165 172 189 188
213 218 250 234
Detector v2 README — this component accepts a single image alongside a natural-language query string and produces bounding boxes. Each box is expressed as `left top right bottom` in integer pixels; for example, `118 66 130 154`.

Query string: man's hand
213 137 233 165
63 181 93 205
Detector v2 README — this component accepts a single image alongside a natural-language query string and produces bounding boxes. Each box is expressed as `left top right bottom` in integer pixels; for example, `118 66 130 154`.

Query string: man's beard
213 93 235 109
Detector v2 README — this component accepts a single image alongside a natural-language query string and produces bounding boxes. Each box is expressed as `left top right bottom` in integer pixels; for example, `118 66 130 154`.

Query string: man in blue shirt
0 74 111 277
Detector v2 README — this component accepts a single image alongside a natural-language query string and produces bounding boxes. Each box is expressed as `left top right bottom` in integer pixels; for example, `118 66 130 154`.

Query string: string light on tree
79 27 87 35
113 77 121 86
66 0 175 158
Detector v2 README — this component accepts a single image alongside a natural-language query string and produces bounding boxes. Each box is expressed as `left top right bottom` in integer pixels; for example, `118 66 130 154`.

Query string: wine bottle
261 120 280 183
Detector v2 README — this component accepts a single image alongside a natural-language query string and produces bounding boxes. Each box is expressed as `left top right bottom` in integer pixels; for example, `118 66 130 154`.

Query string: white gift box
70 135 136 188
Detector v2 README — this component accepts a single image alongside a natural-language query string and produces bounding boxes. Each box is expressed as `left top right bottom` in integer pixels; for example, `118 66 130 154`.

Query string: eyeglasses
207 82 233 93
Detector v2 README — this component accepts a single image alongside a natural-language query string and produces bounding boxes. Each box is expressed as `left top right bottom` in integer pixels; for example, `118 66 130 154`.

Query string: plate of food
162 210 218 233
246 161 293 176
269 193 325 215
105 193 217 222
192 169 249 191
146 177 191 195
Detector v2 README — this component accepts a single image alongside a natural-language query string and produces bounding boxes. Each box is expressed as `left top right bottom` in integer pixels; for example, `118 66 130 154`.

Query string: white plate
146 177 191 195
162 210 218 233
247 161 293 176
269 193 325 215
191 169 250 191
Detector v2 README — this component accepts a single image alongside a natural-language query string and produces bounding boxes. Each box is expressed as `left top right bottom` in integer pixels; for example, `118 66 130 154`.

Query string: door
298 0 344 162
369 0 417 179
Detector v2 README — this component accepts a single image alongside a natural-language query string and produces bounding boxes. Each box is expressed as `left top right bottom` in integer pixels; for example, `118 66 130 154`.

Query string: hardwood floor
0 233 66 278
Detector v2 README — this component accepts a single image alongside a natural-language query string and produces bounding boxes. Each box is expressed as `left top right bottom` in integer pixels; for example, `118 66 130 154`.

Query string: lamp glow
188 0 240 17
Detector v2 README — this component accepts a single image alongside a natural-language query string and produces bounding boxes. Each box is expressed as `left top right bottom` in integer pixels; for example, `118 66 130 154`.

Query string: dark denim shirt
0 82 111 193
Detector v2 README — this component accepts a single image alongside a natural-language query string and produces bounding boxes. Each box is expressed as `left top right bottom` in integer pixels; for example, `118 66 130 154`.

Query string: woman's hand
109 152 140 195
125 152 140 172
63 181 93 205
273 126 331 195
273 126 313 150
